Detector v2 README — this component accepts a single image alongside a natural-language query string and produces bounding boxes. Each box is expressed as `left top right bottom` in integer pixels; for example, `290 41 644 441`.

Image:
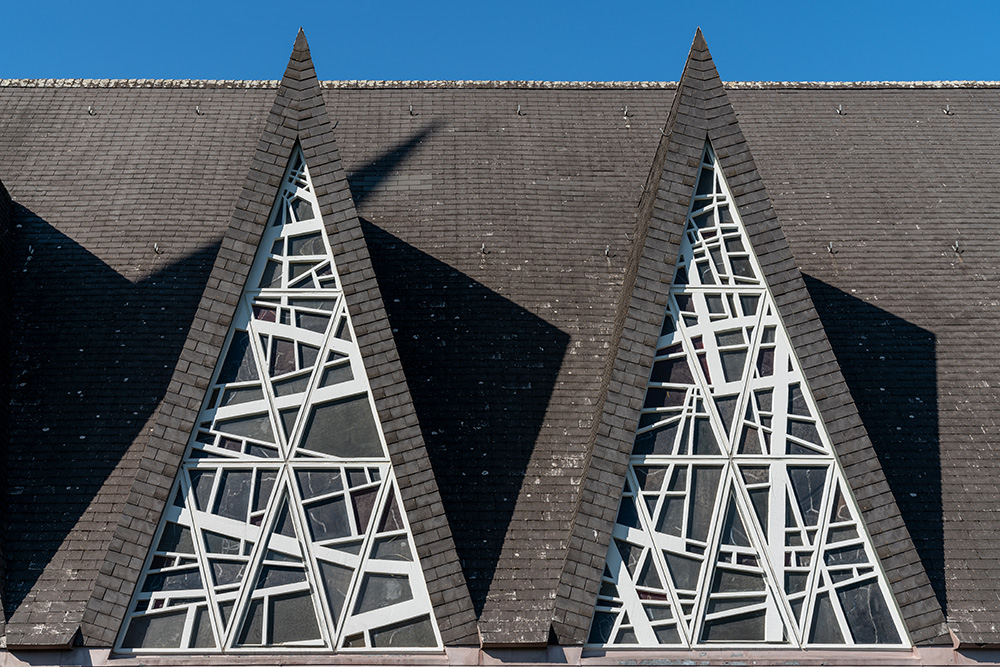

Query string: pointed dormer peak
292 27 310 60
679 27 722 86
279 28 319 97
692 26 707 50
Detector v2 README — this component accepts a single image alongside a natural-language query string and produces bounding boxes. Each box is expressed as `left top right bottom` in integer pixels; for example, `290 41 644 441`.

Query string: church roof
2 29 1000 656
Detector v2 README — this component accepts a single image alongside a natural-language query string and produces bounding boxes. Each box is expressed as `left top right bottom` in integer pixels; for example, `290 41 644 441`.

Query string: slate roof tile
3 54 1000 649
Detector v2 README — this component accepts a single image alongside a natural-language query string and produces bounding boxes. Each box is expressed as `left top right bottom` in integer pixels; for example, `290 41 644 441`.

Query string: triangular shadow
361 219 570 616
4 203 220 632
802 273 944 611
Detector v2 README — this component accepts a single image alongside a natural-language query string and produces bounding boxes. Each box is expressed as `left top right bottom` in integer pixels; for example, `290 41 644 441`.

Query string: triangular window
118 148 441 653
588 143 909 648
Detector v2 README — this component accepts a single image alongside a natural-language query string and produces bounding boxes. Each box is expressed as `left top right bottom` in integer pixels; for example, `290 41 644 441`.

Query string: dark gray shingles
1 75 999 645
0 180 12 639
730 85 1000 646
0 86 271 647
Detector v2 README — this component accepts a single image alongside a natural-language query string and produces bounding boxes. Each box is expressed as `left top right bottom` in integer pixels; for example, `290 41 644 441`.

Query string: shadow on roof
4 203 219 625
362 219 570 617
347 121 441 207
803 274 945 613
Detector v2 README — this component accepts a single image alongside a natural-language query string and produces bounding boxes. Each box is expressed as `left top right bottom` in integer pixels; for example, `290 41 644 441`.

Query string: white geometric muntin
588 143 910 649
117 148 441 653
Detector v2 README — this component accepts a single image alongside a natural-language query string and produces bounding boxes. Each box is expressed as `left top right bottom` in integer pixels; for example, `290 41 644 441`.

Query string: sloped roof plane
6 25 1000 664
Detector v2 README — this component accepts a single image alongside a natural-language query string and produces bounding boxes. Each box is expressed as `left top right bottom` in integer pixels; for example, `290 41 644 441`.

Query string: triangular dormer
83 30 477 651
554 29 948 648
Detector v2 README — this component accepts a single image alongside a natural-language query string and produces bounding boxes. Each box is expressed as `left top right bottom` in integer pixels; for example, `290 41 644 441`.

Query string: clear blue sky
3 0 997 82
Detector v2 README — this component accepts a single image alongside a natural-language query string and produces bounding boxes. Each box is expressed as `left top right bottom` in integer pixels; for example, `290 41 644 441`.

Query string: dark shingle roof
3 40 1000 648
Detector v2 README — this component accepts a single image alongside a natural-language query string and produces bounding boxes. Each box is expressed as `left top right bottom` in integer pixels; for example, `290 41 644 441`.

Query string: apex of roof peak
692 26 707 50
293 27 309 54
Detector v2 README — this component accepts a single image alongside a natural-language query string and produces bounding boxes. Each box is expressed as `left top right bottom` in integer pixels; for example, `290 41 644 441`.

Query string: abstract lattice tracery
118 149 441 653
588 143 909 648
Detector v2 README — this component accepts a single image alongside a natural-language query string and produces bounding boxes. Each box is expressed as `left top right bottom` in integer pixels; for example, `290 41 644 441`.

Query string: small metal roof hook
87 105 96 116
623 105 629 119
827 242 834 253
944 104 954 115
952 240 961 253
517 104 525 116
836 104 844 115
480 243 487 255
409 103 415 116
195 105 203 116
605 244 611 257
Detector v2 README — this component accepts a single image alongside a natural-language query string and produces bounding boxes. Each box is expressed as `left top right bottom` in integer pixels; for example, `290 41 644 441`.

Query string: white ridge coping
3 79 1000 89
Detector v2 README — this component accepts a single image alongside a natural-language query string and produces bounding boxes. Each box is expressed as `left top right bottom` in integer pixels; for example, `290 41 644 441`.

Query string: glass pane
369 615 436 648
122 610 186 649
836 580 901 644
157 523 194 554
691 418 718 455
296 311 330 333
259 260 282 289
372 535 413 561
702 609 766 642
305 496 351 541
273 374 311 398
299 396 382 458
808 592 845 644
288 231 323 255
649 359 694 385
319 561 354 625
615 540 641 576
253 471 277 512
656 498 684 536
354 573 413 614
378 492 404 532
643 387 685 409
216 413 275 444
214 471 252 520
616 495 641 529
237 599 264 645
634 420 679 455
664 552 701 591
142 568 202 593
296 469 343 499
352 487 378 533
218 331 259 383
588 611 617 644
720 350 747 382
269 592 322 644
221 386 263 406
291 197 314 221
789 467 827 527
689 467 721 541
258 566 306 588
211 561 246 586
320 364 354 387
191 606 216 648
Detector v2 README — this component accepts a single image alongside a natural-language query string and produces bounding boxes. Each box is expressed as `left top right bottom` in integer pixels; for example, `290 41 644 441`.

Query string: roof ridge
5 78 1000 90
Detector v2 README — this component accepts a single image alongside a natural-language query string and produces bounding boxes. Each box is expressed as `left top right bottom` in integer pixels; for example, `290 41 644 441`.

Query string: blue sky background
2 0 997 82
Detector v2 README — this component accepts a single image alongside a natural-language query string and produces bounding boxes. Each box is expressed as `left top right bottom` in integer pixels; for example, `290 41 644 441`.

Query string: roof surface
3 41 1000 648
